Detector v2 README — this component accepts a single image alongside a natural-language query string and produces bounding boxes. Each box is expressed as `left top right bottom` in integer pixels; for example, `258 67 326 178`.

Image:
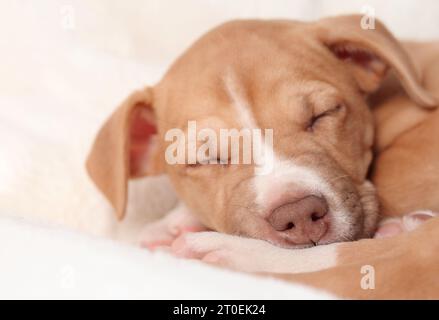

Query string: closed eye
186 158 230 168
307 104 343 132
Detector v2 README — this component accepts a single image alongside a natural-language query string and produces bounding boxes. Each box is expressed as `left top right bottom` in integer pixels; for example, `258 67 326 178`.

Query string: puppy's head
87 16 436 248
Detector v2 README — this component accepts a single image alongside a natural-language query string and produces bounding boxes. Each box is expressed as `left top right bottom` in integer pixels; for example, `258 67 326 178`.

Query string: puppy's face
155 21 377 247
87 17 436 248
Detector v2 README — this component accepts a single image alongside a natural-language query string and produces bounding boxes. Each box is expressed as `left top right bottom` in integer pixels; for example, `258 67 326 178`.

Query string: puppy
86 16 437 270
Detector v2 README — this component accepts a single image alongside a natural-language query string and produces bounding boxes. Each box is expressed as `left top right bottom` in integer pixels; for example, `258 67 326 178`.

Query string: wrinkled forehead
155 23 342 129
163 26 328 86
158 69 340 133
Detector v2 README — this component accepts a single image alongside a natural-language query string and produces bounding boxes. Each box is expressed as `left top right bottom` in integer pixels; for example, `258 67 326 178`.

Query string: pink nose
268 195 329 245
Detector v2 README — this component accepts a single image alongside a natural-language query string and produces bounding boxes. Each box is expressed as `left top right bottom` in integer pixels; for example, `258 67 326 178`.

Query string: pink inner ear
331 44 387 76
129 107 157 176
334 46 372 66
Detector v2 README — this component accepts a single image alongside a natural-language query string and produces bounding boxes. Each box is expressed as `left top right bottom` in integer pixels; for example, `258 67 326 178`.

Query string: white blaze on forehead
223 69 257 129
223 69 274 173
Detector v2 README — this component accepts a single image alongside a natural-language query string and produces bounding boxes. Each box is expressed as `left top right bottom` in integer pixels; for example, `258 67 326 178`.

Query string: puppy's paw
139 219 202 250
401 210 438 231
171 232 339 274
375 210 438 239
374 217 404 239
139 203 206 250
171 232 278 272
171 231 242 260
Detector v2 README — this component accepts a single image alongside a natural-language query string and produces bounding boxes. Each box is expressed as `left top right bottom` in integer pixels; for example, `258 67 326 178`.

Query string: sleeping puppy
86 15 437 268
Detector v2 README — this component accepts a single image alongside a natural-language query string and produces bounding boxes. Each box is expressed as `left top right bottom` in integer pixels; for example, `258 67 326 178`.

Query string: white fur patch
174 231 338 273
252 155 352 241
223 69 257 129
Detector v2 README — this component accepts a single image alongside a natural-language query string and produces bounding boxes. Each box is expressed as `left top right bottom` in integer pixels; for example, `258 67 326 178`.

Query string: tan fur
371 42 439 216
275 27 439 299
276 218 439 299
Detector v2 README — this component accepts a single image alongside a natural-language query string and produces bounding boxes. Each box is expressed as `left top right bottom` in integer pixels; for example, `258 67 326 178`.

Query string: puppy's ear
86 87 164 220
314 15 437 108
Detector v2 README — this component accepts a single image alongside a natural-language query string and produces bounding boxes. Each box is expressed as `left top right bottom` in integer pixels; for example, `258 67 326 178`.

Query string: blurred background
0 0 438 238
2 0 439 105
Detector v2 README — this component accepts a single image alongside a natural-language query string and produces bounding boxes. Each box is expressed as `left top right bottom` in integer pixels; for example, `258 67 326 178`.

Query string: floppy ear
314 15 437 108
86 87 163 220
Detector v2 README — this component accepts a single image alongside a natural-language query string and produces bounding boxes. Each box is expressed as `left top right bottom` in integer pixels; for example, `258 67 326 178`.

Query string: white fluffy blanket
1 0 438 299
0 216 333 299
